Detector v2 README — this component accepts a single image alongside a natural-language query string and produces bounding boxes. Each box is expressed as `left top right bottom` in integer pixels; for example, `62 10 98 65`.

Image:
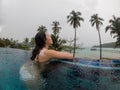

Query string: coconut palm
24 38 29 44
67 10 84 57
37 25 47 32
22 38 30 50
51 21 66 51
90 14 104 59
51 34 66 51
105 15 120 47
30 37 35 49
52 21 61 35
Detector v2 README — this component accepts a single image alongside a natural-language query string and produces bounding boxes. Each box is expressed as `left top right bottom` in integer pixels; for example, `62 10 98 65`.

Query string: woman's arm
46 50 73 60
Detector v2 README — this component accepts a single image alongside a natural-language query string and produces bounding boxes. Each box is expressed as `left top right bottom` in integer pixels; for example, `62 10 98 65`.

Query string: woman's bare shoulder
45 49 73 60
42 49 58 60
45 49 57 56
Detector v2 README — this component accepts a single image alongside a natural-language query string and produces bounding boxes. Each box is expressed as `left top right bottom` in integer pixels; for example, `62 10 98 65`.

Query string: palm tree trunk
97 28 102 59
73 28 76 57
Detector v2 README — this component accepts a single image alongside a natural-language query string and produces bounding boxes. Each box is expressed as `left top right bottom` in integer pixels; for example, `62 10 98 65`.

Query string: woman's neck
45 44 49 49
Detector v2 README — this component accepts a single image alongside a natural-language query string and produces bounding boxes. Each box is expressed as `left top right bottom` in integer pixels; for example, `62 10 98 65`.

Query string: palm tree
30 37 35 49
51 21 61 36
51 21 66 51
22 38 30 50
67 10 84 57
37 25 47 32
105 15 120 47
24 38 29 44
51 34 66 51
90 14 104 59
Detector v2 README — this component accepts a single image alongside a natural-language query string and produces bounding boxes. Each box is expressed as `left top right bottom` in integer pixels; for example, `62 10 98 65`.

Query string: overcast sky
0 0 120 47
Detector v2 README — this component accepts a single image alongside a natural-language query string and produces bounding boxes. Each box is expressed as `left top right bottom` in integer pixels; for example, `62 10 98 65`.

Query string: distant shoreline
92 42 120 48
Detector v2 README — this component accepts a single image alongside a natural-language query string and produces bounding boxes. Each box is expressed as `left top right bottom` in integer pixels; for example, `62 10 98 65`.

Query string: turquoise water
0 48 120 90
0 48 29 90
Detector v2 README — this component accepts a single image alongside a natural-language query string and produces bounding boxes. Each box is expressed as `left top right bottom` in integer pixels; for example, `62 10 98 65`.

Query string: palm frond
105 26 111 32
67 10 84 29
89 14 104 29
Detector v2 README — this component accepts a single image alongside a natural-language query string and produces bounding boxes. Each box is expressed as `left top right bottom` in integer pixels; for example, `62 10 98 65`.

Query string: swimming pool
0 48 120 90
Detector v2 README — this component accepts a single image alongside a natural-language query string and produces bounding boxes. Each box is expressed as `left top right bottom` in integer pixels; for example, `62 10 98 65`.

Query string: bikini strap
34 48 46 63
39 48 46 56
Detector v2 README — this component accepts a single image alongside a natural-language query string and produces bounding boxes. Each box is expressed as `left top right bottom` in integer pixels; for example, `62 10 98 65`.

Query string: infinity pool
0 48 120 90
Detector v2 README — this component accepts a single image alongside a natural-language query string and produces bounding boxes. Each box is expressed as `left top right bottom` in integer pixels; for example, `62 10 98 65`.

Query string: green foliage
37 25 47 32
52 21 61 35
67 10 84 57
105 15 120 47
90 14 104 30
93 42 120 48
90 14 104 59
29 37 35 48
0 37 33 50
67 10 84 28
50 34 66 51
22 38 30 50
1 13 120 53
0 38 17 48
50 21 66 51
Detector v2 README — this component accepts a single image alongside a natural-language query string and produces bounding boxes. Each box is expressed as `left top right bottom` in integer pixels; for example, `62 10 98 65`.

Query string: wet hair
31 31 46 61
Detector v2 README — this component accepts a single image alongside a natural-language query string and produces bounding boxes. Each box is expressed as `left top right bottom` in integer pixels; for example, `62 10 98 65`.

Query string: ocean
75 48 120 59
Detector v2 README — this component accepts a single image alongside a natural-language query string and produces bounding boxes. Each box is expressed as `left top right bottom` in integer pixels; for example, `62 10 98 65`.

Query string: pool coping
58 58 120 70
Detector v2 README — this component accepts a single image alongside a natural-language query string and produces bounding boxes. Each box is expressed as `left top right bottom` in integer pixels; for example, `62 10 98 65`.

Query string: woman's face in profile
45 32 53 45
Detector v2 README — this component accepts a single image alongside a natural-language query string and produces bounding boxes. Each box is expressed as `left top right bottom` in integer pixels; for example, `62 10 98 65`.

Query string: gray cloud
0 0 119 47
0 0 3 25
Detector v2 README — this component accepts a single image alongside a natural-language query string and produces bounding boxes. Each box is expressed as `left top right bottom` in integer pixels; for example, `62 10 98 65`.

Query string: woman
20 30 73 90
31 30 73 63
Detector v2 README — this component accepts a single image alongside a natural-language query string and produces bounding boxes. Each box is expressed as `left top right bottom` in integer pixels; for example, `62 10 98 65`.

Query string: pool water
0 48 120 90
0 48 29 90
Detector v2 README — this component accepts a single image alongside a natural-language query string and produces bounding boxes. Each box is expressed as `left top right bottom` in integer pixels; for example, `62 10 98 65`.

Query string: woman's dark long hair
31 31 46 61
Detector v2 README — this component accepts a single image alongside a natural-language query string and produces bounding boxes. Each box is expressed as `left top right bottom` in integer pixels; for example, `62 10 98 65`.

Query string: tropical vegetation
0 38 31 50
0 11 120 56
50 21 66 51
93 42 120 48
37 25 47 32
67 10 84 57
105 15 120 47
90 14 104 59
